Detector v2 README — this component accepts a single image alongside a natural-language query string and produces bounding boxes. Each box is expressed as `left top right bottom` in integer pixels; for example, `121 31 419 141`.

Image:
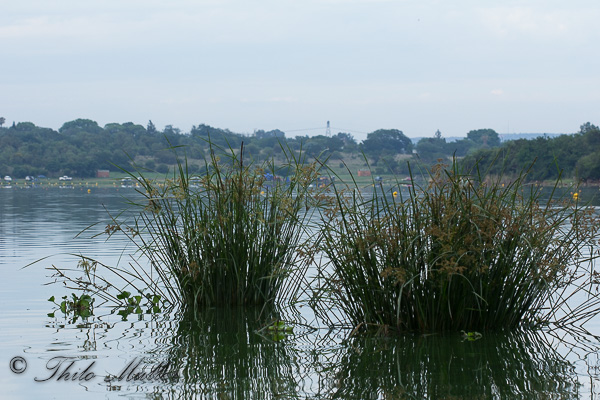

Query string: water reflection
66 308 590 399
325 331 581 399
158 307 309 399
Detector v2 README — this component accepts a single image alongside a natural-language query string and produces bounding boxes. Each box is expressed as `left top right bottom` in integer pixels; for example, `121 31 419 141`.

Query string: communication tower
326 121 331 137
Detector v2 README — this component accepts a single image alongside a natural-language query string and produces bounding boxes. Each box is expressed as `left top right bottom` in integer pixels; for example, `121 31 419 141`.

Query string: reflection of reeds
325 330 580 399
162 307 305 399
315 159 600 332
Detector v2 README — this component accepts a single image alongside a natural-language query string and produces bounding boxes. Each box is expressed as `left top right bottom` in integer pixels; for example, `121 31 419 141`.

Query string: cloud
491 89 504 96
477 5 600 41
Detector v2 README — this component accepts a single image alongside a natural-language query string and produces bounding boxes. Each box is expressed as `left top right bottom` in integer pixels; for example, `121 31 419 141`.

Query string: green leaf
48 296 55 302
116 291 131 300
47 312 55 318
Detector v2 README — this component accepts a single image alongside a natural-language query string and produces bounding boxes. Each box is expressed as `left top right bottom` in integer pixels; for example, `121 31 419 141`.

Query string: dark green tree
466 129 501 147
147 120 157 134
59 119 103 135
580 122 600 147
416 137 447 162
361 129 413 160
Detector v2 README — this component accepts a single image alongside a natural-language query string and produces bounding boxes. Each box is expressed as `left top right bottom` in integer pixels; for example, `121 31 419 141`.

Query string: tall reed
315 159 600 332
110 141 320 310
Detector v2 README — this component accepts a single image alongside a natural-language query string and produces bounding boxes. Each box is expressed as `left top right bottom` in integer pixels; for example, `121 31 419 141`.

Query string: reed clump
114 142 319 310
316 159 600 332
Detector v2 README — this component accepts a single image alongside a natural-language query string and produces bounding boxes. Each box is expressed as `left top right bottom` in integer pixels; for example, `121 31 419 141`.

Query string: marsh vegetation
47 141 600 335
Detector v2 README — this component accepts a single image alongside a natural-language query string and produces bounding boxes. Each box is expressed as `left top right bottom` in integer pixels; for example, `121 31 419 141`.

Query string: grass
108 140 322 310
313 158 600 333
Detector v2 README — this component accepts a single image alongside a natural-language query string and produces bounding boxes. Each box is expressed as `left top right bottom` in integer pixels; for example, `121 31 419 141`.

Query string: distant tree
103 123 123 135
466 129 500 147
334 132 356 145
361 129 413 161
59 119 103 135
379 155 400 173
579 122 599 135
580 122 600 147
244 143 260 157
576 153 600 180
163 125 181 136
254 129 285 139
0 117 5 128
416 137 447 162
448 138 476 157
145 159 156 170
11 122 37 132
147 120 157 134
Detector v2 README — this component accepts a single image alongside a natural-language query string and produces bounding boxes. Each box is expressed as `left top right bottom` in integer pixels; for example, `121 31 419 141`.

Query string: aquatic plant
102 140 320 310
45 256 166 321
47 293 94 323
314 158 600 332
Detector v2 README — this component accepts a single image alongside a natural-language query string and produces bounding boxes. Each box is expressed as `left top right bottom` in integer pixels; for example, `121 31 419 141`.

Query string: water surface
2 186 600 399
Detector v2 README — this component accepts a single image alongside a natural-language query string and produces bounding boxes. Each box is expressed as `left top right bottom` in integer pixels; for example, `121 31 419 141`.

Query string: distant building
97 170 110 178
357 170 371 177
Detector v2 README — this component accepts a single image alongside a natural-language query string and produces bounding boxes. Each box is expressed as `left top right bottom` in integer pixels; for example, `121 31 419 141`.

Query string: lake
2 185 600 399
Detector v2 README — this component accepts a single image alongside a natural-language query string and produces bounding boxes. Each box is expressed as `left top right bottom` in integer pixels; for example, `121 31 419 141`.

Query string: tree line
0 117 595 181
461 123 600 182
0 119 414 178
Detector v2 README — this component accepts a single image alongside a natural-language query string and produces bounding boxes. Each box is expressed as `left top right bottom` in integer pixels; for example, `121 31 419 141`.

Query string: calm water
2 185 600 399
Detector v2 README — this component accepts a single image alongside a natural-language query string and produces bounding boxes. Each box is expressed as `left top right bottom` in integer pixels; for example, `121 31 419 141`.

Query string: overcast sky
2 1 599 140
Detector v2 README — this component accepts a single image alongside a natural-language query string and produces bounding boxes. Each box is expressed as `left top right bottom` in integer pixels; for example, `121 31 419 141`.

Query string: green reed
315 159 600 332
108 141 319 310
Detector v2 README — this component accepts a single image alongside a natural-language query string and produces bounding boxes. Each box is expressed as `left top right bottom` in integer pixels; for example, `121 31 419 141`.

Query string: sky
1 0 600 140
